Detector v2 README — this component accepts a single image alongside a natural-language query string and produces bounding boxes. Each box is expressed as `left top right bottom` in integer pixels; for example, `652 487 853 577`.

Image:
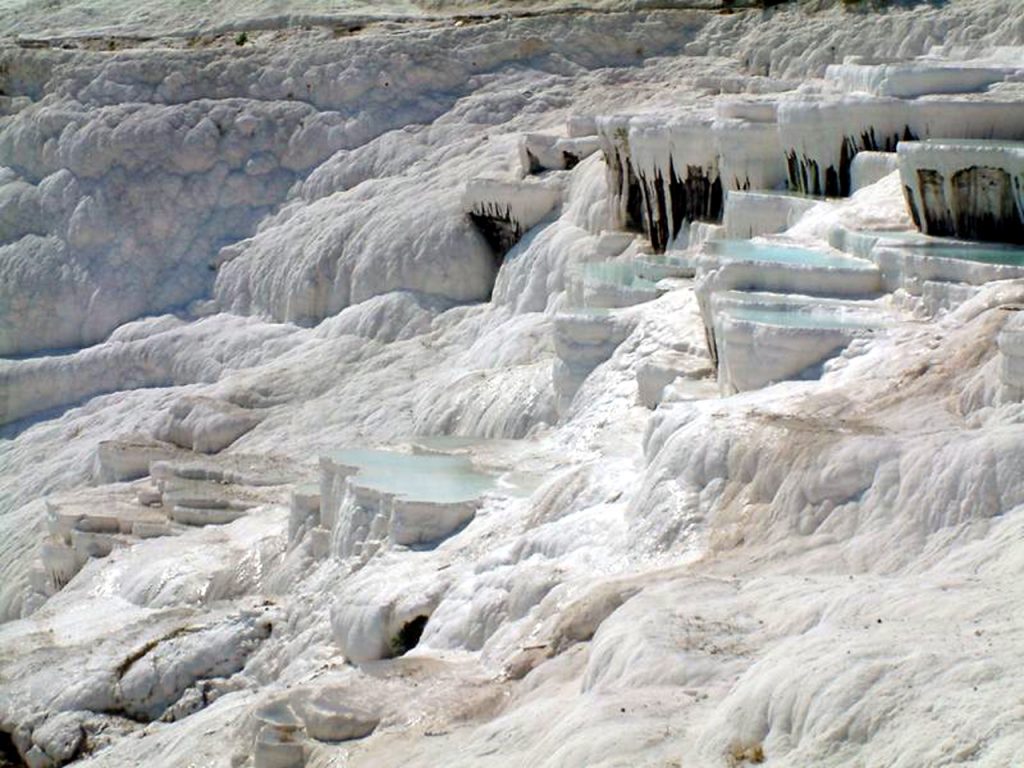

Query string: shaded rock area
463 178 562 259
899 140 1024 244
155 396 263 454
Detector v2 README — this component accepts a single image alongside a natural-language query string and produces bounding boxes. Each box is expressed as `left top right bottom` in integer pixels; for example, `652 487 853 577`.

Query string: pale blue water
716 290 886 330
708 240 875 270
582 261 660 290
847 230 1024 266
725 305 882 330
730 189 817 200
328 448 496 503
905 244 1024 267
635 253 695 280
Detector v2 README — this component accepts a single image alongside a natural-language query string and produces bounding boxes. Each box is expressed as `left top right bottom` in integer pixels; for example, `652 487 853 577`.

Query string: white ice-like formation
824 59 1021 98
997 310 1024 400
5 3 1024 768
552 308 636 414
251 683 380 767
849 150 899 192
155 395 262 453
694 237 885 389
778 97 1024 198
0 95 331 354
462 176 563 257
709 291 888 393
32 450 294 601
722 189 818 239
0 313 300 426
320 448 498 559
597 106 787 252
520 132 601 174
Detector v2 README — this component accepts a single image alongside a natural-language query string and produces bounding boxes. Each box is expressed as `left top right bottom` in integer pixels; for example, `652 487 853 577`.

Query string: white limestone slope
3 2 1024 768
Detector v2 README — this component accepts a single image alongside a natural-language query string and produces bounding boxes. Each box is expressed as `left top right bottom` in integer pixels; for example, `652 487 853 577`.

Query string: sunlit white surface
3 2 1024 767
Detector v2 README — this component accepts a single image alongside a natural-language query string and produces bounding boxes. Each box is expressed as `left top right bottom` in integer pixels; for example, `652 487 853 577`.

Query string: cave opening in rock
0 729 25 768
390 615 429 657
469 207 521 260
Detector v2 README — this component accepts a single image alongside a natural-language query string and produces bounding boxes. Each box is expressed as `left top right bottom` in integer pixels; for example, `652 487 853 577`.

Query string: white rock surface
154 395 262 453
3 4 1024 768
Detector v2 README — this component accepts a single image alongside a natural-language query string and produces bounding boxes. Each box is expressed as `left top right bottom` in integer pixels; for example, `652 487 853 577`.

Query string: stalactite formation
469 203 524 261
899 141 1024 244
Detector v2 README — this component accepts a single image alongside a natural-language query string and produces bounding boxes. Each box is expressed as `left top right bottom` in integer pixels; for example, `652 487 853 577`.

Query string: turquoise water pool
902 243 1024 267
327 449 496 504
635 253 696 280
708 240 876 270
714 290 887 331
582 261 660 290
724 305 882 330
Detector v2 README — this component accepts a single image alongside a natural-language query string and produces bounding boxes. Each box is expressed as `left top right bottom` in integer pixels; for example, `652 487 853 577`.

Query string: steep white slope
1 11 705 353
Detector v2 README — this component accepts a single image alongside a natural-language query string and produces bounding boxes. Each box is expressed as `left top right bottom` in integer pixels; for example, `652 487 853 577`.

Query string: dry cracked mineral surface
2 0 1024 766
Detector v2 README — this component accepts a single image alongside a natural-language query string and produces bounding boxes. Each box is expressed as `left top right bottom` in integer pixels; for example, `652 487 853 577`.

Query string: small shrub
728 743 766 765
235 31 248 46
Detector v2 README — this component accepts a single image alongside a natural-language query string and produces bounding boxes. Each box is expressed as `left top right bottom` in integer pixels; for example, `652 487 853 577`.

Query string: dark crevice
951 165 1024 243
114 626 201 680
786 151 800 195
603 146 645 234
789 124 919 198
640 173 658 250
468 206 523 263
917 168 955 236
0 730 25 768
634 163 723 253
710 174 724 221
524 149 543 175
838 137 854 196
704 321 719 370
668 160 686 240
904 185 921 229
624 159 645 232
825 166 839 198
389 615 429 657
653 168 669 253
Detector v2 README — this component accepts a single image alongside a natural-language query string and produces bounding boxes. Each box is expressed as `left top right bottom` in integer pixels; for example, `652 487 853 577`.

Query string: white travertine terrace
849 150 899 191
824 59 1020 98
520 133 602 174
709 290 888 393
596 108 787 252
778 97 1024 197
320 448 500 560
4 3 1024 768
462 176 563 255
722 190 819 239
